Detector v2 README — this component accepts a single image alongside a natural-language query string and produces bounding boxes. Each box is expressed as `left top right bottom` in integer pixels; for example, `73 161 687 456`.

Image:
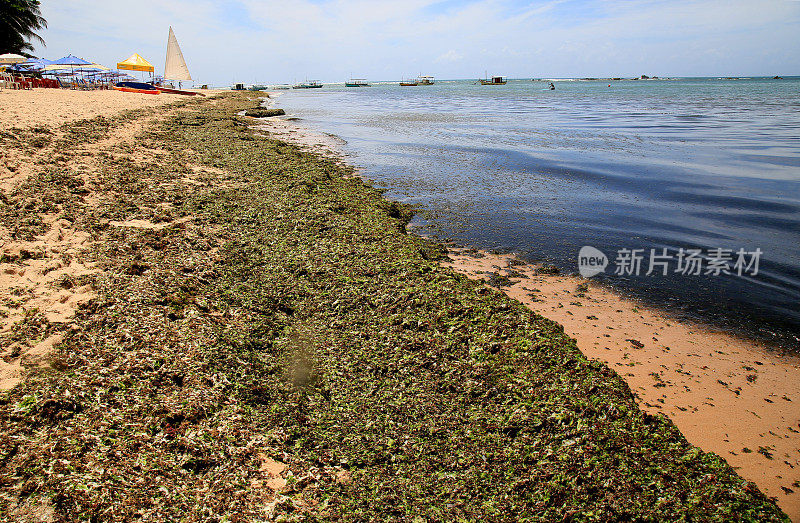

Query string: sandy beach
0 88 215 389
0 88 208 129
441 247 800 518
0 88 790 521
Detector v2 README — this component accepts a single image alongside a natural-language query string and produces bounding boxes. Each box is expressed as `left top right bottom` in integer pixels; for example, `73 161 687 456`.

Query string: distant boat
345 78 370 87
479 75 507 85
157 27 197 96
293 81 323 89
400 79 418 86
418 75 435 85
249 84 268 91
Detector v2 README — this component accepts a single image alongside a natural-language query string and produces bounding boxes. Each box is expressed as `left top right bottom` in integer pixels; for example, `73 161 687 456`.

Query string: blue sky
32 0 800 85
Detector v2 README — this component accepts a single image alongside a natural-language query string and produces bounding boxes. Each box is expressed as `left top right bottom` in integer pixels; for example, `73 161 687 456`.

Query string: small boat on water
293 81 323 89
400 78 418 86
113 81 160 94
345 78 370 87
417 75 435 85
479 75 507 85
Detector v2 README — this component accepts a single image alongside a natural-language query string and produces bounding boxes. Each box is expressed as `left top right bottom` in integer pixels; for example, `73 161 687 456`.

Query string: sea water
277 77 800 344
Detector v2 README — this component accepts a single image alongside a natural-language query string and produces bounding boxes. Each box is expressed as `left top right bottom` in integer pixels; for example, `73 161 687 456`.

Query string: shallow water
277 77 800 343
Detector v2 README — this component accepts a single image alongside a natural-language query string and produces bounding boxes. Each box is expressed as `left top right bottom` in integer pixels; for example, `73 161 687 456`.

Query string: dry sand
0 88 219 390
0 87 215 129
442 247 800 519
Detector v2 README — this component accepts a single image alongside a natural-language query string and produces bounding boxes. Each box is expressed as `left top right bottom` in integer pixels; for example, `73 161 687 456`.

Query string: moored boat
161 27 194 93
155 85 203 96
417 75 435 85
293 81 323 89
113 81 160 94
345 78 370 87
479 75 507 85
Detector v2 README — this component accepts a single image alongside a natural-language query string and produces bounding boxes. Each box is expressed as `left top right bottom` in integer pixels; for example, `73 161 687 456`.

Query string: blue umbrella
13 58 54 71
51 54 91 66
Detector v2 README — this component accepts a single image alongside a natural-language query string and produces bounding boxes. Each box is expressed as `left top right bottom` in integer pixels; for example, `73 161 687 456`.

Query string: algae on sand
0 93 789 521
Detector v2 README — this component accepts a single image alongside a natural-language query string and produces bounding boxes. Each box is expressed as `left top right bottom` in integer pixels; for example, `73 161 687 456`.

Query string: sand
441 247 800 519
0 88 217 390
0 88 214 129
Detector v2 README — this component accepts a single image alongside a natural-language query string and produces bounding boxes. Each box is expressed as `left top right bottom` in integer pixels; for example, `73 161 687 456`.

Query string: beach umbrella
51 54 92 66
47 55 94 79
15 58 53 71
0 53 28 64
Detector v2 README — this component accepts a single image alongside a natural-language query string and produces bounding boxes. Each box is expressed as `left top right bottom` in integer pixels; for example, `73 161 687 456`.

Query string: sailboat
155 27 202 96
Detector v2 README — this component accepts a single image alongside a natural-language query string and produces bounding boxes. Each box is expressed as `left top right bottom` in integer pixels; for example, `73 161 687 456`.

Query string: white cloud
436 50 463 63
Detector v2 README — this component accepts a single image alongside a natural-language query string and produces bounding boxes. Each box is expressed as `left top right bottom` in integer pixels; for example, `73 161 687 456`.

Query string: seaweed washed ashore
0 92 788 520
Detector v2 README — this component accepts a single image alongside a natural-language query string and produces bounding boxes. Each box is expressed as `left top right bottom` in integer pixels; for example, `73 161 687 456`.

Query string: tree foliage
0 0 47 56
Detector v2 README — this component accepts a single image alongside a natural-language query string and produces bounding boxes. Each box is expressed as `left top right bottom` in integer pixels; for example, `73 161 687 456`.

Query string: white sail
164 26 192 81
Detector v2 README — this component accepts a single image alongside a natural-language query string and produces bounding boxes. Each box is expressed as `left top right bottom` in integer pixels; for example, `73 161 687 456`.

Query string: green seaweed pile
0 94 788 521
244 108 286 118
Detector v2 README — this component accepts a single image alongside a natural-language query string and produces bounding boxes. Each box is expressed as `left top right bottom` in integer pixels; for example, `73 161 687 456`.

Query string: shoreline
440 246 800 518
0 90 789 520
247 101 800 517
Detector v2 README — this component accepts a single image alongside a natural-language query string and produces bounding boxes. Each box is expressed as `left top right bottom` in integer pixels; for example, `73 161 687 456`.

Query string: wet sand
441 247 800 519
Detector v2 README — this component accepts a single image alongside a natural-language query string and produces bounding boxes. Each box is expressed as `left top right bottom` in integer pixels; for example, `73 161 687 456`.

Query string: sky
31 0 800 86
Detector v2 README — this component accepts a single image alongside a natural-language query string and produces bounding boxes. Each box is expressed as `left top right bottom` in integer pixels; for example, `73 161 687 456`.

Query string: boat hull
155 86 203 96
113 85 159 94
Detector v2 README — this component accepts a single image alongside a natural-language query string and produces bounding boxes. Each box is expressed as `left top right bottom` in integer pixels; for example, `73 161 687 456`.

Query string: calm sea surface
276 78 800 344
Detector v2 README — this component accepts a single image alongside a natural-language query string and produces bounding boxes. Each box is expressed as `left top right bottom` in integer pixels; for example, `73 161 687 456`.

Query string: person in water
549 82 555 90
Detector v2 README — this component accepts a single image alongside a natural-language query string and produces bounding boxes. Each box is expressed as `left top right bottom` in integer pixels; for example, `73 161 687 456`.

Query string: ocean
275 77 800 345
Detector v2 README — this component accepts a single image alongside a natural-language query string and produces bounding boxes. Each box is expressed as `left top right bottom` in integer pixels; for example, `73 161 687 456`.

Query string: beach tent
0 53 28 64
117 54 154 73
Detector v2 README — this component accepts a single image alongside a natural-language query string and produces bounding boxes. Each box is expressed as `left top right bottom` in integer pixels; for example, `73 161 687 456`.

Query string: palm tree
0 0 48 57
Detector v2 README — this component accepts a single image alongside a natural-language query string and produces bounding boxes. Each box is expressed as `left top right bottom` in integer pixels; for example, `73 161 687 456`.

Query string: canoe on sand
113 81 159 95
155 86 204 96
